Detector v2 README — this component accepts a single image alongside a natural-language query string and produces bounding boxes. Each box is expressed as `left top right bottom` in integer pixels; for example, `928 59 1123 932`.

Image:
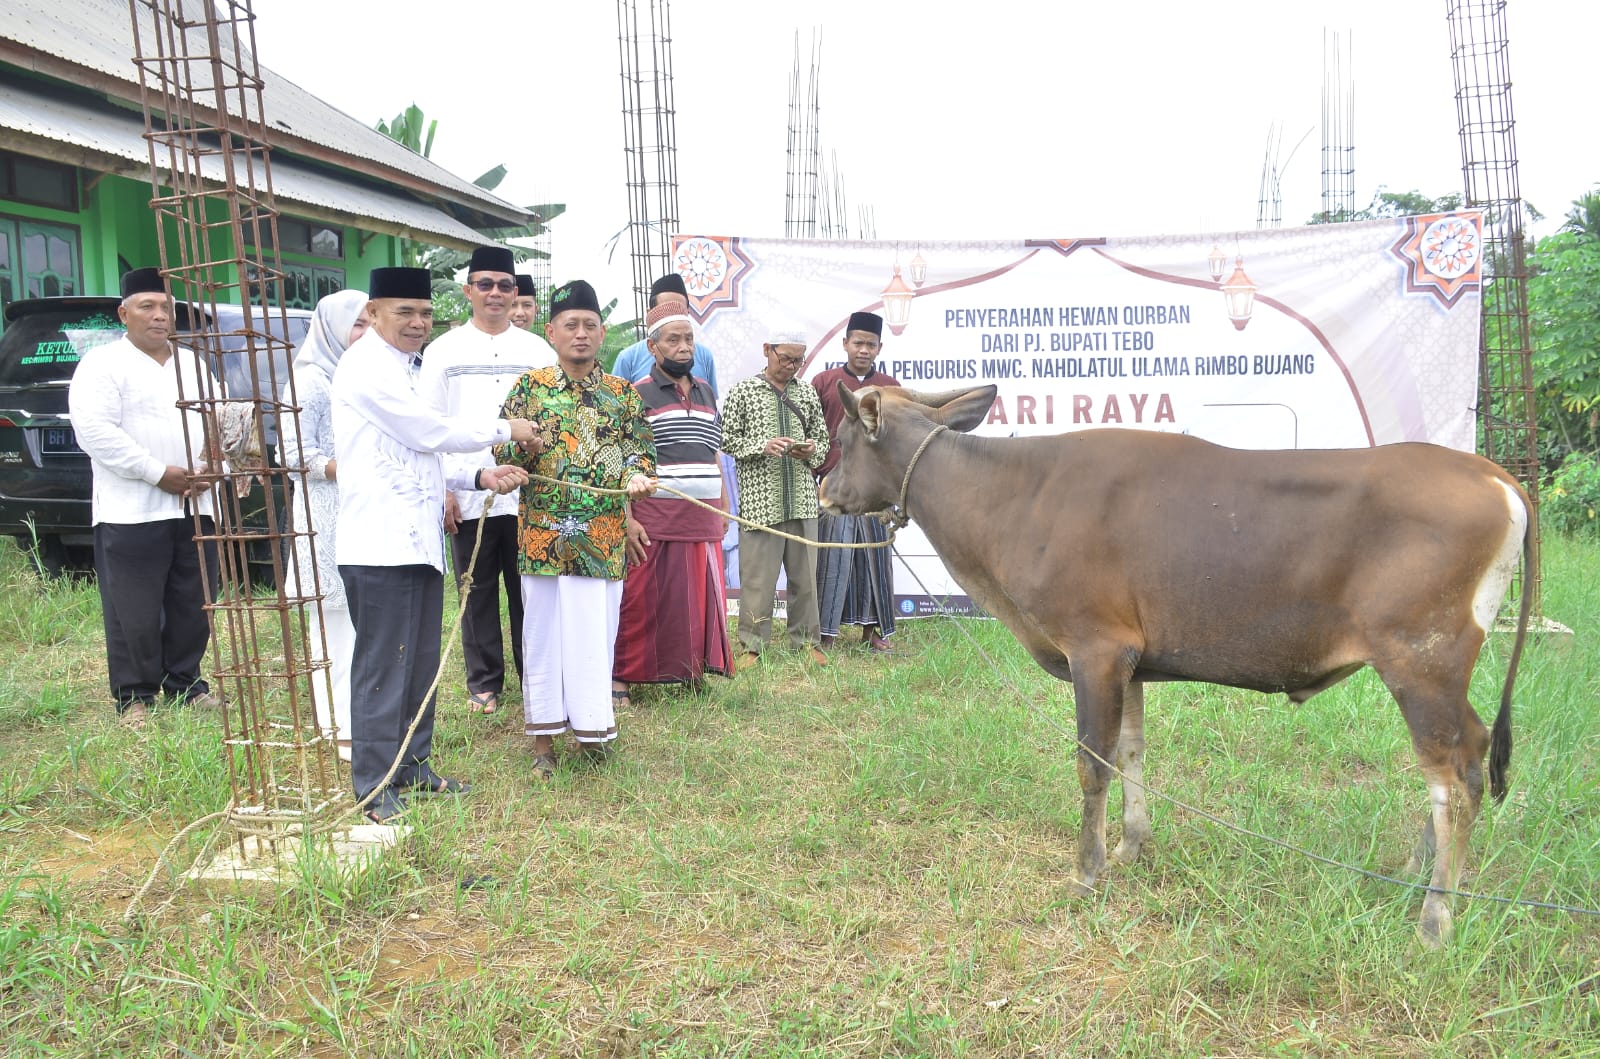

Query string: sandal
611 686 631 711
361 789 407 825
403 769 471 796
467 691 499 715
531 751 558 782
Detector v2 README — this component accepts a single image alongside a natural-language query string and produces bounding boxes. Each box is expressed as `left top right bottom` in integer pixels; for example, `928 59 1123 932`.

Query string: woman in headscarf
280 289 369 762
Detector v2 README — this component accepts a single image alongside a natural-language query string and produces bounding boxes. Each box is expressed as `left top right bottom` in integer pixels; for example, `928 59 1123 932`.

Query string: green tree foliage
598 298 640 371
1541 451 1600 538
375 103 436 158
1528 188 1600 464
1308 186 1463 225
1559 190 1600 239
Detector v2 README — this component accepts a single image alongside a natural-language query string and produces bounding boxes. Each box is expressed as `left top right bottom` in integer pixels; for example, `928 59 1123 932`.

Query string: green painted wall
1 167 406 310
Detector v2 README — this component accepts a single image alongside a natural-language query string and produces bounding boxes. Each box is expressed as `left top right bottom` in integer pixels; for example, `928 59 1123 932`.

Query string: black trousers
341 563 443 799
93 516 217 710
449 513 525 696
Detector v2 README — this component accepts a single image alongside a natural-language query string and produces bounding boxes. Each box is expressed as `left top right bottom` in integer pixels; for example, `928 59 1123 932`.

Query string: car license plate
40 426 82 455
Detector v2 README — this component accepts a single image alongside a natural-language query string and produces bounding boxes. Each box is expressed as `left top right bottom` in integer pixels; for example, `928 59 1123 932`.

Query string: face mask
660 358 694 378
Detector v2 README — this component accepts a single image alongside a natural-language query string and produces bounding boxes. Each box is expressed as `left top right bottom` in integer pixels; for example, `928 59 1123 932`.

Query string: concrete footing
187 821 409 885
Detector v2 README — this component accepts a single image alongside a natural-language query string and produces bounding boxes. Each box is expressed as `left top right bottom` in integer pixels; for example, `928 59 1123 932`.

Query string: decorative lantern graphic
880 264 915 335
909 247 928 287
1220 256 1257 331
1207 243 1227 283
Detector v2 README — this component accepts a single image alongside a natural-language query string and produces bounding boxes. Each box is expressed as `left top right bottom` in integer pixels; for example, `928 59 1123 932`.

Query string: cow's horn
897 385 986 408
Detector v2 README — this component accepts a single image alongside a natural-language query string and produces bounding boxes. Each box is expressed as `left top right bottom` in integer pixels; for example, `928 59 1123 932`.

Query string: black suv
0 297 313 579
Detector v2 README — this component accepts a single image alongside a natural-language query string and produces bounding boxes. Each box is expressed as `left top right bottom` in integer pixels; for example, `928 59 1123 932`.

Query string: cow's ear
925 384 997 434
857 388 884 437
837 380 860 421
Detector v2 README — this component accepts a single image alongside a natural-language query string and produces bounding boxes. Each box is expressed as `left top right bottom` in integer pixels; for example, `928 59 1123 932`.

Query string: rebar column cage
784 29 822 240
1320 29 1356 224
1257 123 1284 230
127 0 345 842
617 0 680 335
528 208 552 307
1446 0 1541 613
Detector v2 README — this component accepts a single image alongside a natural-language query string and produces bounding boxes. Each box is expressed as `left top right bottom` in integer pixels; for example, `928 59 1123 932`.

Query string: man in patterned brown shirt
497 280 656 780
719 328 831 670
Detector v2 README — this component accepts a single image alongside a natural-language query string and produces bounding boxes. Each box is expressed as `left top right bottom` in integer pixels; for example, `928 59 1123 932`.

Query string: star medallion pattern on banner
671 235 755 323
1389 212 1482 308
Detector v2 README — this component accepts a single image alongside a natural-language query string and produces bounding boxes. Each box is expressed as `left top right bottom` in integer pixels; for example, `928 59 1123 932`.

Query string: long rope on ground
124 468 899 922
891 545 1600 923
121 465 1597 925
123 502 501 923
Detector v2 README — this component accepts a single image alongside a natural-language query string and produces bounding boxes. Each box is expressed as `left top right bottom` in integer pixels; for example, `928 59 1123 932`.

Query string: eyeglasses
471 279 517 293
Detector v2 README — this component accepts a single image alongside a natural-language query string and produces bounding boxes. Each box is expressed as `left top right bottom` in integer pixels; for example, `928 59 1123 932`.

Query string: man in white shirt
332 266 536 823
68 267 223 729
418 246 556 718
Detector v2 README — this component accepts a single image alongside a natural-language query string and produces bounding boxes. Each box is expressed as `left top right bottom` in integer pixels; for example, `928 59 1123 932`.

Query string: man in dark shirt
812 311 901 652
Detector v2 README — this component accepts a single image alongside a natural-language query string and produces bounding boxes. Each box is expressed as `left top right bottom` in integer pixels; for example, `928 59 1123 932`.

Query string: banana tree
374 103 565 322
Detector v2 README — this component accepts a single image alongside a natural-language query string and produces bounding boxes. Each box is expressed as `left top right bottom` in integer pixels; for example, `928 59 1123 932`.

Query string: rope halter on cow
507 422 952 544
882 424 948 530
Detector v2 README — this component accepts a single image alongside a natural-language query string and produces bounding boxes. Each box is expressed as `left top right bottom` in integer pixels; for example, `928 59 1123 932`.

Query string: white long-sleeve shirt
416 320 555 521
331 329 511 572
66 335 219 525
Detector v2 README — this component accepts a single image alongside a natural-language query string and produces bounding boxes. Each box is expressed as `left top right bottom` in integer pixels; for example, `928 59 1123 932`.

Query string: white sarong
520 574 623 744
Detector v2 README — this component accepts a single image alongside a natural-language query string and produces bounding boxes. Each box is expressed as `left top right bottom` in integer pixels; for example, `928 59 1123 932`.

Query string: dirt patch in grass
28 822 162 886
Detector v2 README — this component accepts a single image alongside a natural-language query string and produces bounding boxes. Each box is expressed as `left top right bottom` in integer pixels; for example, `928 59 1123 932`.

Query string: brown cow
818 383 1533 946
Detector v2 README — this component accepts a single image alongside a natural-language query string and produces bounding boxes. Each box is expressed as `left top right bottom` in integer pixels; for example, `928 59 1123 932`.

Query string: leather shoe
805 646 829 666
119 701 150 729
733 651 761 673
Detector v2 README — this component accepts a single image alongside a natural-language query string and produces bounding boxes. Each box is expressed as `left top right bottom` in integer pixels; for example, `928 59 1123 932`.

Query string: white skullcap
644 299 694 339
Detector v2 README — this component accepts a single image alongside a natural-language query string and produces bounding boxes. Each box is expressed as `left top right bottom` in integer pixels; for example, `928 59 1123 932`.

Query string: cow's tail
1489 493 1536 804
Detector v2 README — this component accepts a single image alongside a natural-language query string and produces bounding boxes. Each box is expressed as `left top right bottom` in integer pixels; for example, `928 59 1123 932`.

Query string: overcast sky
252 1 1595 308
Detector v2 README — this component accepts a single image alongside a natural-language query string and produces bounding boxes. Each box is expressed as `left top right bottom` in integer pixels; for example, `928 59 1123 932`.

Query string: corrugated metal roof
0 0 527 226
0 79 494 248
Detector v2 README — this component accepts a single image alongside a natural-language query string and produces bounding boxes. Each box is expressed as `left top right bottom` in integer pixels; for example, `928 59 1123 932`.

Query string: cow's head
819 383 996 515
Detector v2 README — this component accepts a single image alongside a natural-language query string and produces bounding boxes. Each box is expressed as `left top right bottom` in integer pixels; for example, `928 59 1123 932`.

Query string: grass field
0 534 1596 1057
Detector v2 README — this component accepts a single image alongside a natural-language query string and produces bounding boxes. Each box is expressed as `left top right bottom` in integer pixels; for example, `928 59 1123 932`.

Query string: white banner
682 216 1485 614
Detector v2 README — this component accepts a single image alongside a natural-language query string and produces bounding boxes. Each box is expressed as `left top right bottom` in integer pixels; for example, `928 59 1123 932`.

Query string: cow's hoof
1110 840 1144 866
1063 877 1095 898
1416 901 1453 950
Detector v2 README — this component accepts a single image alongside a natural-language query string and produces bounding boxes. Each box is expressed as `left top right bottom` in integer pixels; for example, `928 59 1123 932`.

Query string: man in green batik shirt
497 279 656 781
720 327 831 671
